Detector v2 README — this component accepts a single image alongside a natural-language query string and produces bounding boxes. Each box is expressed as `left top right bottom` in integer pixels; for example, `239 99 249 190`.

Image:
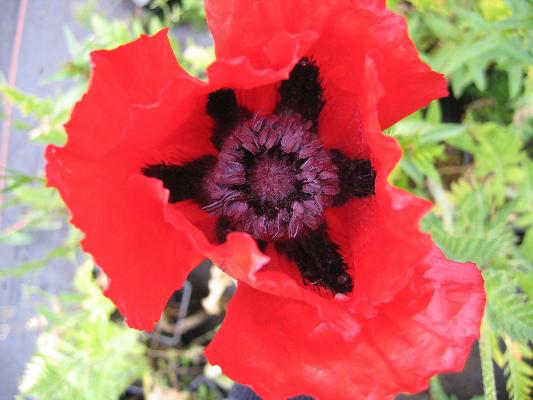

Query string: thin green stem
480 316 498 400
429 376 451 400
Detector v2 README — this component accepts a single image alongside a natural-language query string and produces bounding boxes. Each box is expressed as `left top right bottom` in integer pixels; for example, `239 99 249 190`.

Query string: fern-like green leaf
503 338 533 400
480 318 498 400
18 261 148 400
485 270 533 344
449 124 526 206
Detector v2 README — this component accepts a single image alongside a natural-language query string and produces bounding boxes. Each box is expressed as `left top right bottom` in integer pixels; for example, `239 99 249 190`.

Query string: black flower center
142 58 377 295
204 113 339 241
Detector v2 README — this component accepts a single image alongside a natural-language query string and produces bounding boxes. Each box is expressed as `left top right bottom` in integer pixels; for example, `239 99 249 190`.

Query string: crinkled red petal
309 0 447 130
191 24 435 317
205 0 446 124
205 0 326 88
46 30 211 331
207 31 318 89
205 246 485 400
367 8 449 129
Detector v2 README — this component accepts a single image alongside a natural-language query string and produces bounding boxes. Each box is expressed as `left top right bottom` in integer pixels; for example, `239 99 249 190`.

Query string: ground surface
0 2 132 398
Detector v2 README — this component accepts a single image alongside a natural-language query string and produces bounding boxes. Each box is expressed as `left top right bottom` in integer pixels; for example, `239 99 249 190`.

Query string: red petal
306 0 446 132
324 185 433 316
162 205 270 283
163 201 360 331
207 31 318 89
46 30 209 331
206 0 445 122
205 0 324 88
205 246 485 400
369 11 448 129
235 84 279 116
65 29 193 158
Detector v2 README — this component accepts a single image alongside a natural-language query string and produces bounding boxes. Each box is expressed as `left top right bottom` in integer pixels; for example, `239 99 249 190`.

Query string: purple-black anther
205 113 340 241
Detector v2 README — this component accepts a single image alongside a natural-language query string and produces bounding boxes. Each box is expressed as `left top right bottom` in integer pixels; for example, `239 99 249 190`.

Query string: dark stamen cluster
204 113 339 241
142 58 377 295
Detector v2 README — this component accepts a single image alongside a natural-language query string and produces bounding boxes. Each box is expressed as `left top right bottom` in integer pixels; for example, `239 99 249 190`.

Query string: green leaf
420 124 467 143
386 0 400 10
410 0 447 13
410 143 445 182
0 230 33 246
520 229 533 264
485 270 533 344
0 242 77 279
479 0 513 21
13 185 63 211
441 36 499 76
503 338 533 400
468 60 488 92
429 376 458 400
31 126 67 145
422 180 516 267
18 262 148 400
448 124 526 206
507 65 524 99
0 257 48 277
429 225 513 266
1 171 44 198
0 84 54 118
63 27 84 60
499 39 533 65
399 155 425 186
424 12 462 40
480 318 498 400
426 101 442 125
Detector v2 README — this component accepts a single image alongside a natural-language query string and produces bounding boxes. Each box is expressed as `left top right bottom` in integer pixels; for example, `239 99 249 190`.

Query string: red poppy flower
46 0 485 399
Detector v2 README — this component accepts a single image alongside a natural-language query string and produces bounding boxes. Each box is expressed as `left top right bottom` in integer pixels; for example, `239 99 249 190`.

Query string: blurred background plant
0 0 532 399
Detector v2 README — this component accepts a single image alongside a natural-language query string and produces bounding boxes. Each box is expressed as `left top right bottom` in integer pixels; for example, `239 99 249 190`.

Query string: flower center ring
204 113 340 241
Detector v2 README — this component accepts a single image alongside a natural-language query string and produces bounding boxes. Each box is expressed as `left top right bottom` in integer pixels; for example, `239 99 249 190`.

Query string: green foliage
484 270 533 344
0 84 54 117
479 319 498 400
389 1 533 398
148 0 206 27
0 170 67 252
448 123 526 204
0 83 73 145
0 179 66 249
502 338 533 400
408 0 533 100
429 376 458 400
17 261 148 400
181 43 216 77
0 229 81 278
